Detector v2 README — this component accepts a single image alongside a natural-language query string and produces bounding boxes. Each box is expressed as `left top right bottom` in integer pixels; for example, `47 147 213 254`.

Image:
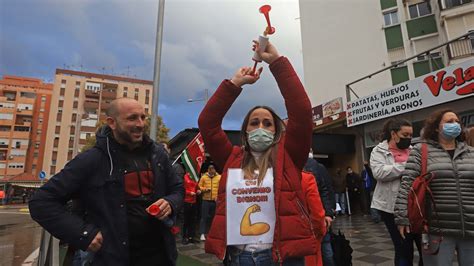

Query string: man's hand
324 216 333 228
153 199 172 220
230 67 263 87
87 231 103 252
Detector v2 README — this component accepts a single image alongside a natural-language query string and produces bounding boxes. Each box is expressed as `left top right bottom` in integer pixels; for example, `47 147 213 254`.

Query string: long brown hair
240 106 285 185
421 109 465 142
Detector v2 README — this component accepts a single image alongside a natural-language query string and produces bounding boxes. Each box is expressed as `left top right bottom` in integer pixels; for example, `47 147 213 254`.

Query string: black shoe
182 238 189 245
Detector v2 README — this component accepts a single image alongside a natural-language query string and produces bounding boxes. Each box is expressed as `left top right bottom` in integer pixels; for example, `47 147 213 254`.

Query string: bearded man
29 98 183 266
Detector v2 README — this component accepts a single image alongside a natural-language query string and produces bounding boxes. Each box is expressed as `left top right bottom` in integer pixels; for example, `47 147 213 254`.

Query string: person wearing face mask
198 40 320 265
394 109 474 265
370 118 423 266
346 166 363 214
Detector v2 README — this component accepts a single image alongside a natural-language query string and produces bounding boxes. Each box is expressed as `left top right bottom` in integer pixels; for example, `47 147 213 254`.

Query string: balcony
0 120 13 126
0 131 10 138
85 90 100 99
12 131 30 139
101 90 117 99
448 38 473 59
15 121 31 127
439 0 473 10
16 109 33 116
83 101 99 109
18 97 35 105
0 107 14 114
406 14 437 39
100 102 110 110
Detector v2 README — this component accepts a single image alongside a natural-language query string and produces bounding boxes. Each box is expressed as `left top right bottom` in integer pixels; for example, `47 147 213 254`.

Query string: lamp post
187 89 209 103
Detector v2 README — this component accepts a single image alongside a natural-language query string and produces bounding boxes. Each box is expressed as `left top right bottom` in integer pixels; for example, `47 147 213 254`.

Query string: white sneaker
200 234 206 241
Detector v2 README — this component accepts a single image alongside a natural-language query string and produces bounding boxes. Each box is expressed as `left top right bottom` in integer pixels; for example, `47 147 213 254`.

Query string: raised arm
253 40 312 170
198 67 262 170
270 56 312 170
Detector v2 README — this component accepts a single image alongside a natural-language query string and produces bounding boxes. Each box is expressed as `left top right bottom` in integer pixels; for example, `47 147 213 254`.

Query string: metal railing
448 38 474 59
345 31 474 102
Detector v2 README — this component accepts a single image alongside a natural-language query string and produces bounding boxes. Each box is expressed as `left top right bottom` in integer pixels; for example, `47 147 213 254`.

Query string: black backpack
330 229 353 266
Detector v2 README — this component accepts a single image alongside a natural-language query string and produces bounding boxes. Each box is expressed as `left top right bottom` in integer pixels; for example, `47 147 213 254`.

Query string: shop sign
312 97 344 127
347 59 474 127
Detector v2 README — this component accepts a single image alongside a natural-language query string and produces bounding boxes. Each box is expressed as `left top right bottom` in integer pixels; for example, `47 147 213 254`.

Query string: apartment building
298 0 473 175
381 0 473 84
43 69 153 176
0 76 53 179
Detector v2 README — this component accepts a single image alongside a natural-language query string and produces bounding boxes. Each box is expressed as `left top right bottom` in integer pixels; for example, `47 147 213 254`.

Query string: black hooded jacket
29 126 184 265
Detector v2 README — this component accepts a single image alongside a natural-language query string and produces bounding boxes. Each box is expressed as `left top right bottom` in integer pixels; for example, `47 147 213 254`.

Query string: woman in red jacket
198 41 316 265
301 171 327 266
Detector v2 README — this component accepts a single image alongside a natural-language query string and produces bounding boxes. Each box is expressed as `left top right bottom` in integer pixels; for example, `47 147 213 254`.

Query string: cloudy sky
0 0 303 137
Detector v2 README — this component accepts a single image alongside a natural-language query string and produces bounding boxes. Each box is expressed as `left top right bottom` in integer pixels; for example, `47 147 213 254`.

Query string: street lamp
187 89 209 103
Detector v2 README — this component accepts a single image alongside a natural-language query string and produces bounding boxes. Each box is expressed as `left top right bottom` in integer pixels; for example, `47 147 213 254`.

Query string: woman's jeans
379 211 423 266
227 247 304 266
423 235 474 266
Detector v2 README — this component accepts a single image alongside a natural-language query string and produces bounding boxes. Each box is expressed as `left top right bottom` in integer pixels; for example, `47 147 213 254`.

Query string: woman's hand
230 66 263 87
398 225 411 239
253 40 281 65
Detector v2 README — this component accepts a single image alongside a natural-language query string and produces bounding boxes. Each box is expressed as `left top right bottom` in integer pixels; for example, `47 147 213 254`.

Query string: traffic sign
39 171 46 179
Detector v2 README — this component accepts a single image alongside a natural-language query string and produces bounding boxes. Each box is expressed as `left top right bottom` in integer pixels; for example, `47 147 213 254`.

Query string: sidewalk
176 239 222 265
0 203 29 212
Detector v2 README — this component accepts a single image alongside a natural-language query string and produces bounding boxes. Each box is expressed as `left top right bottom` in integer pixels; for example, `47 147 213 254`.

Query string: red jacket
302 171 326 266
198 57 316 262
183 173 199 204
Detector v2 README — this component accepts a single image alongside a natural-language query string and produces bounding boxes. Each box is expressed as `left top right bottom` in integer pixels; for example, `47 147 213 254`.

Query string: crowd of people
26 38 474 266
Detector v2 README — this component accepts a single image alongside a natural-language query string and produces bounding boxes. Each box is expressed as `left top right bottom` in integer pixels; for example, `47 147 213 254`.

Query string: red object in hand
146 203 161 216
259 5 275 35
170 226 180 235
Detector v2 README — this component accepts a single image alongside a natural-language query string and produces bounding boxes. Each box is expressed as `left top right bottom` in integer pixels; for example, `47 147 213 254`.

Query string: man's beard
115 124 143 148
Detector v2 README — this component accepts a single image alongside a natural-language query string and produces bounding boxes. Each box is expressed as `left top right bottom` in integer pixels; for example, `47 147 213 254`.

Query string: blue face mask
247 128 274 152
442 122 461 140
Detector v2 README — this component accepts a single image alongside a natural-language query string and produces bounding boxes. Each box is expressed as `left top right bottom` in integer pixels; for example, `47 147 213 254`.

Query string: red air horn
252 5 276 75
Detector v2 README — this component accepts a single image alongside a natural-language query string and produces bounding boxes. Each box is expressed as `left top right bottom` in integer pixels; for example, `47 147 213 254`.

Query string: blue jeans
321 233 335 266
72 250 95 266
200 200 216 234
227 248 304 266
335 192 346 214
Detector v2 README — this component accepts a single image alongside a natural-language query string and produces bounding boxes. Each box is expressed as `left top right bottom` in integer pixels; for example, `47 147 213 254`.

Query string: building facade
0 76 53 179
43 69 153 176
299 0 474 174
381 0 473 85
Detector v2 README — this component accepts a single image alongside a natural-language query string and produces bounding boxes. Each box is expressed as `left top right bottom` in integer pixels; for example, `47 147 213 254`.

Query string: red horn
259 5 275 35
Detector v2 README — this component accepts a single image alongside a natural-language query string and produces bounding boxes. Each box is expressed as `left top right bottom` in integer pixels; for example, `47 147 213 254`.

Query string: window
16 141 21 148
60 87 65 96
61 79 66 84
58 100 64 107
72 113 77 122
35 142 40 149
441 0 472 9
383 10 399 26
73 101 78 108
55 126 61 134
123 91 128 97
409 2 431 19
41 96 46 102
74 88 80 97
76 81 81 86
34 152 38 158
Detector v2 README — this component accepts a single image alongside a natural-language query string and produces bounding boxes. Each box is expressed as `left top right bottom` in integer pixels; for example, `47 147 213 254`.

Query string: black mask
396 137 411 149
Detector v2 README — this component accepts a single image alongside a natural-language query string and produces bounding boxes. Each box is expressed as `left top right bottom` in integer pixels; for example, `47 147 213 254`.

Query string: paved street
0 206 41 266
0 207 459 266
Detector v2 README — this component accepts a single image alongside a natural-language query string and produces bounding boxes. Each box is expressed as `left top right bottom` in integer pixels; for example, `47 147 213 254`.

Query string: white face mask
247 128 274 152
308 152 313 159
